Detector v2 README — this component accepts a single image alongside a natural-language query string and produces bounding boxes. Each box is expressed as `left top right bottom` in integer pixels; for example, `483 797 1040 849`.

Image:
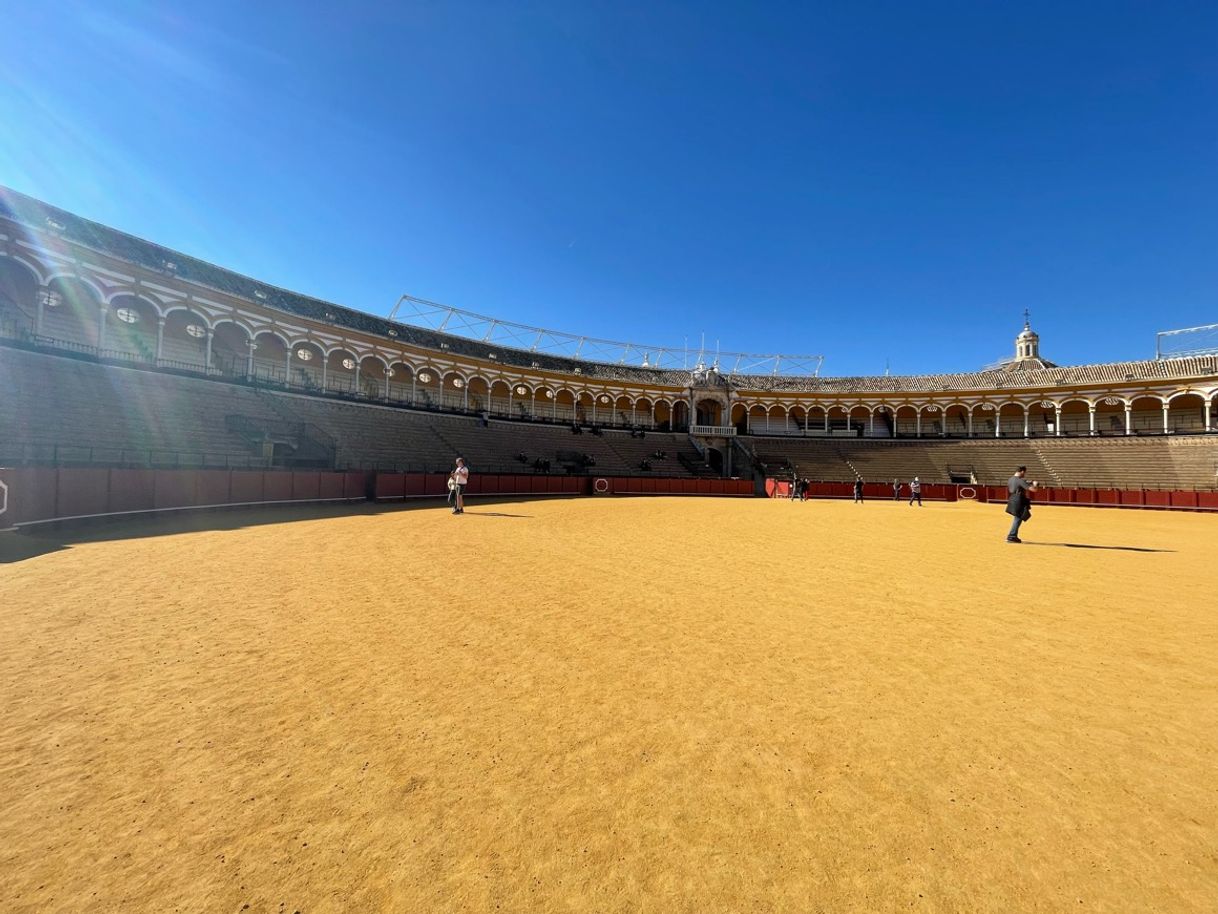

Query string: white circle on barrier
593 478 609 494
959 486 976 500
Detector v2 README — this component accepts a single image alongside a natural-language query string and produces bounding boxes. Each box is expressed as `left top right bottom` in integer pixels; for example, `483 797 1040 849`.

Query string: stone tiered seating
750 435 1218 489
2 346 704 477
1032 437 1218 490
1 346 271 465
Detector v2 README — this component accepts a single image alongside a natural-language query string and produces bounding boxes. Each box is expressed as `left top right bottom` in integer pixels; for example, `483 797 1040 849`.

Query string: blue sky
2 1 1215 375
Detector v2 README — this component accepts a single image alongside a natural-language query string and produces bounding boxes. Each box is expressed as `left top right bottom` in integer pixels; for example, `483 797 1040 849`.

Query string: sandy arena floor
0 495 1215 913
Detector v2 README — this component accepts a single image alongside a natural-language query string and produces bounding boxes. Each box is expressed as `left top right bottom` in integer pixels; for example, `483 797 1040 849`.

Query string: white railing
691 424 737 437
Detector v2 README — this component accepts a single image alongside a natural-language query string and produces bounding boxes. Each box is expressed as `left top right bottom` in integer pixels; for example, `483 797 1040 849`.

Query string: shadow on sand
1026 541 1174 554
0 497 538 565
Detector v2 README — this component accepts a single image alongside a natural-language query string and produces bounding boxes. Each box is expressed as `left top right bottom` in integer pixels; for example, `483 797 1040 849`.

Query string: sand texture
1 496 1216 913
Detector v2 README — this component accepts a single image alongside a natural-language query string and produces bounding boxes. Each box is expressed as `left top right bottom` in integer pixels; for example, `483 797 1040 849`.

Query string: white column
36 289 45 334
967 410 973 438
411 376 417 403
204 329 214 370
97 305 108 348
940 412 946 437
1023 408 1030 438
845 411 851 434
354 363 361 393
463 386 469 410
1054 406 1062 436
285 348 292 380
1124 404 1133 435
823 410 829 433
1162 403 1170 434
995 410 1001 437
915 411 921 438
321 357 328 391
246 342 256 378
1088 406 1096 436
156 318 166 360
869 412 875 436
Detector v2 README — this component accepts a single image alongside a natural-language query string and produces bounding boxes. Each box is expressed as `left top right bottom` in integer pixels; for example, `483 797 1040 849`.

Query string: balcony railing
690 424 737 437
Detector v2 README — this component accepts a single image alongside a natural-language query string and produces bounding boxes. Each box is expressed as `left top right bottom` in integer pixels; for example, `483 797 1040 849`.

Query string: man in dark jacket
1005 466 1039 543
853 476 864 503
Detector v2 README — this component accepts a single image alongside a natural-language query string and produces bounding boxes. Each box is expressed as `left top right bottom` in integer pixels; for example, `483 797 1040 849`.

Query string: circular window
185 324 206 339
599 395 610 404
39 290 63 308
295 348 314 361
544 390 554 399
418 372 431 383
114 307 140 324
453 378 464 388
341 357 355 370
515 386 528 396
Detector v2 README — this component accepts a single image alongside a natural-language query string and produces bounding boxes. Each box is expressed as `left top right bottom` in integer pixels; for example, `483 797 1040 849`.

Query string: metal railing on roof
388 295 825 377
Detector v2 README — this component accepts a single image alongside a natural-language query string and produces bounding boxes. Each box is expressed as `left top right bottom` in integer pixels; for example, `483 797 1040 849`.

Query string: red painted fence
0 467 752 529
373 473 754 500
5 465 1210 530
0 466 368 529
766 478 1218 512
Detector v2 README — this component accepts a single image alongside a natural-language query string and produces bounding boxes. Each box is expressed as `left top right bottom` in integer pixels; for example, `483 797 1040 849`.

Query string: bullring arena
2 188 1217 912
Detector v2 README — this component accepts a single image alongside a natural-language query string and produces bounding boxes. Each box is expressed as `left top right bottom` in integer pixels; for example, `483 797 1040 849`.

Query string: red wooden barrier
230 470 265 503
292 471 321 501
0 467 367 528
1170 491 1198 509
761 477 1218 513
58 467 110 518
198 469 231 506
262 472 293 502
154 469 197 510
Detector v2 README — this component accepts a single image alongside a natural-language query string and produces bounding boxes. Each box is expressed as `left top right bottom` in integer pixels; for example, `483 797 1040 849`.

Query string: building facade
2 187 1216 446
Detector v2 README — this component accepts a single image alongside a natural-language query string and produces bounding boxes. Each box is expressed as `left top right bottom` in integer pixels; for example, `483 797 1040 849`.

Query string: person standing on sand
853 476 864 503
1005 465 1039 543
452 457 469 515
908 476 922 507
892 479 901 501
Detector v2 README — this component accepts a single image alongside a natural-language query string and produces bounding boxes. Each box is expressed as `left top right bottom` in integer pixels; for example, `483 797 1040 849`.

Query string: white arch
251 328 291 349
0 253 45 287
162 304 213 328
1167 388 1207 404
107 290 165 317
287 338 326 357
45 271 106 302
211 316 256 339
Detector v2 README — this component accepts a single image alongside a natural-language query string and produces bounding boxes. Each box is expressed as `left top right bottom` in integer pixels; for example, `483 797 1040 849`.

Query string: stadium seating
752 435 1218 490
4 344 1215 488
0 346 704 476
